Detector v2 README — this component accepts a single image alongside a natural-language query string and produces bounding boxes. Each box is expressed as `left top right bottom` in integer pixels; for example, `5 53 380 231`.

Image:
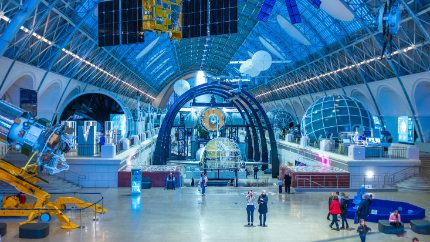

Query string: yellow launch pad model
143 0 182 40
0 160 107 229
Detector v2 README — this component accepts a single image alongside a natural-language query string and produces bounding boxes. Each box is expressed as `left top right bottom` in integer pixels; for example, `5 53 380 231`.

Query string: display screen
132 170 141 175
20 88 37 116
351 135 362 143
110 114 126 138
398 116 414 143
342 139 351 144
367 137 381 145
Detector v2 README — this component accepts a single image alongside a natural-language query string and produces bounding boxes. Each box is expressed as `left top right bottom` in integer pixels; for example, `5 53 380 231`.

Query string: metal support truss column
340 0 425 143
0 0 42 56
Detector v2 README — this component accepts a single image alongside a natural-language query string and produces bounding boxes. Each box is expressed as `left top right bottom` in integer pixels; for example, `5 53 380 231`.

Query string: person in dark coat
283 172 292 194
366 194 373 215
357 194 370 221
327 192 334 220
258 190 268 227
254 165 258 179
191 177 195 187
340 193 349 229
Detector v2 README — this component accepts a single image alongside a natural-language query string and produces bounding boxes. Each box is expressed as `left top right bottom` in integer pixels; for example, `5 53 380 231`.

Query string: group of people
326 191 413 242
167 172 208 195
327 191 350 231
245 190 268 227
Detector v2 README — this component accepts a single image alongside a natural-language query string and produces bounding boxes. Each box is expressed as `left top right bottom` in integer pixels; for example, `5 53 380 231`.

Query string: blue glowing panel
257 0 277 22
398 116 414 143
285 0 301 24
110 114 126 138
367 138 381 145
307 0 321 9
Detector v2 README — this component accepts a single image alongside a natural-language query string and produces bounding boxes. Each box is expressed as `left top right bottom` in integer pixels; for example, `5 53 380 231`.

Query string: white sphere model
252 50 272 71
174 79 190 96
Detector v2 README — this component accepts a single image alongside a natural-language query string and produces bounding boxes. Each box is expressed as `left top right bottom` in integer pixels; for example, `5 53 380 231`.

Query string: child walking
357 219 371 242
278 178 284 194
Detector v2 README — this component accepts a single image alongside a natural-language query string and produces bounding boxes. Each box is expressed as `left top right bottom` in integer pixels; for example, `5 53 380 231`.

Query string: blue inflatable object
347 199 425 223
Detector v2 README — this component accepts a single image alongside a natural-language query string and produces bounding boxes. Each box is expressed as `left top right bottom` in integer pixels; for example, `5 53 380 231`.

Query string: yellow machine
0 159 107 229
143 0 182 40
142 0 182 40
0 100 107 229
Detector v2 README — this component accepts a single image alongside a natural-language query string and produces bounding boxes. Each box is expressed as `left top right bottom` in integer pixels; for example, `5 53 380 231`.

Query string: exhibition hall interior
0 0 430 241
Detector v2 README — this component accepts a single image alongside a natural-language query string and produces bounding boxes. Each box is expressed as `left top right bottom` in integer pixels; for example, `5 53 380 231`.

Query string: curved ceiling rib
0 0 429 104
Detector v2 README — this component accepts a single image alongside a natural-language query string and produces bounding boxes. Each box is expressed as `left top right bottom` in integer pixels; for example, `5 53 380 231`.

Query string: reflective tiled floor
2 187 430 242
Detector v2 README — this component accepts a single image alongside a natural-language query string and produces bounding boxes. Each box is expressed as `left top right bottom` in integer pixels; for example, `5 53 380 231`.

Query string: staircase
0 173 83 193
0 150 85 193
395 152 430 192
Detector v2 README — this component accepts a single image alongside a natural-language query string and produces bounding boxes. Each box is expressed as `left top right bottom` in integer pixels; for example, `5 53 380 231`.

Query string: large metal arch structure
154 83 279 177
57 90 134 138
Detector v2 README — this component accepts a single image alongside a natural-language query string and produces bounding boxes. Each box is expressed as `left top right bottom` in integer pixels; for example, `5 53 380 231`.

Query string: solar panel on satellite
182 0 237 39
307 0 321 9
257 0 276 22
98 0 143 46
285 0 302 24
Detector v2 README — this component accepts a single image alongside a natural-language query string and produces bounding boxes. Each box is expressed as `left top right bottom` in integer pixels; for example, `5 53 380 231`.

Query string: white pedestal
286 134 293 142
300 136 309 147
131 135 140 146
121 138 130 150
348 145 365 160
101 144 116 158
320 140 332 151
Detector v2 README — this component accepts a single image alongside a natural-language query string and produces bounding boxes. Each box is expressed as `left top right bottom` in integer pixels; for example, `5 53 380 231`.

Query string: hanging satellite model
230 50 290 77
378 0 402 59
98 0 239 47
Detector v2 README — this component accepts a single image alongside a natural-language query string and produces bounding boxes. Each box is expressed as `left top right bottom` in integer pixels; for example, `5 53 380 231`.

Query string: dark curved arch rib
154 83 279 178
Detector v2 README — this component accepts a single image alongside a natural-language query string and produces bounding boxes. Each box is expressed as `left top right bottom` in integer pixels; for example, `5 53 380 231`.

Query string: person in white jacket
199 173 208 195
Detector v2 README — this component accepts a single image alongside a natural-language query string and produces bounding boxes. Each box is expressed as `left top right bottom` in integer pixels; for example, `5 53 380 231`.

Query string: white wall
0 57 141 121
261 71 430 143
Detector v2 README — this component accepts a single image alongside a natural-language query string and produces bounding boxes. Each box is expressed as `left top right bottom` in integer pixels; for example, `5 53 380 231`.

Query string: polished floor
1 187 430 242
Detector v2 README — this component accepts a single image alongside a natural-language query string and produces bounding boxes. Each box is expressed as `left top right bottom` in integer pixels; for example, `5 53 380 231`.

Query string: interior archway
292 101 305 118
351 89 377 116
378 86 411 143
414 80 430 142
302 98 312 111
60 86 81 110
2 75 35 107
283 102 295 116
38 82 62 120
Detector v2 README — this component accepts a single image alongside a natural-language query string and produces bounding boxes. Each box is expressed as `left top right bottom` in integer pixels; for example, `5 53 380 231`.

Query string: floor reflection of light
131 196 141 214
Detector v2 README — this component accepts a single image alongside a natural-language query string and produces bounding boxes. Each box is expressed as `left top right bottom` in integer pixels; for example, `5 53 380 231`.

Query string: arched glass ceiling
0 0 430 104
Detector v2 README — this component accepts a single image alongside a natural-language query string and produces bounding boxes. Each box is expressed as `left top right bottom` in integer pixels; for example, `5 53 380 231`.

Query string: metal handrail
383 166 417 186
296 178 325 188
41 170 87 187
